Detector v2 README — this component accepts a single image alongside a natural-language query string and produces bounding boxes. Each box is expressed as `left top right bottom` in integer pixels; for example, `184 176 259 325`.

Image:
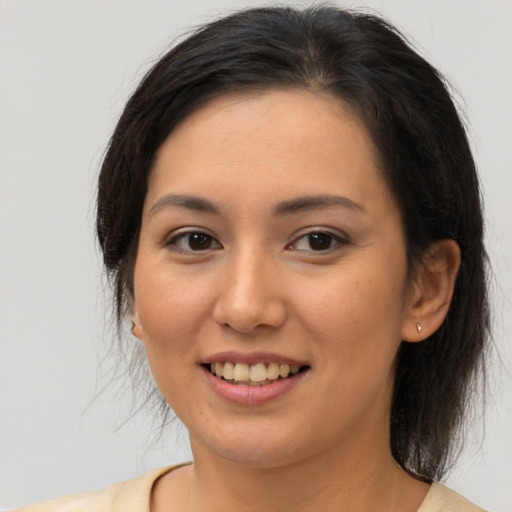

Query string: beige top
12 465 487 512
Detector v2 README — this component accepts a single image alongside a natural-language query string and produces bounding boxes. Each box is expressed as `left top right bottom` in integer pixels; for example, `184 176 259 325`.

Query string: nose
212 247 287 333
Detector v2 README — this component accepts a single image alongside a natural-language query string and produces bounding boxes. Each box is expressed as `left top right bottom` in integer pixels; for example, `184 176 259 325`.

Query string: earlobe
402 239 461 342
130 307 142 339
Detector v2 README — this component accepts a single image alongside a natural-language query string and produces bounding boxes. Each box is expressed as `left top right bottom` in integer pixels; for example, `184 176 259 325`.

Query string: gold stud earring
416 322 422 334
131 321 139 335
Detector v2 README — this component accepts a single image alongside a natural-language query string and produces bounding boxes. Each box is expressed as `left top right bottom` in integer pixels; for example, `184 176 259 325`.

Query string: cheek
133 261 212 359
132 266 210 409
295 261 408 362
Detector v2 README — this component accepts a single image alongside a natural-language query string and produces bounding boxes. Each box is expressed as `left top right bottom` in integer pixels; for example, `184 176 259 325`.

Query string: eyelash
165 229 349 254
165 230 222 253
286 230 349 253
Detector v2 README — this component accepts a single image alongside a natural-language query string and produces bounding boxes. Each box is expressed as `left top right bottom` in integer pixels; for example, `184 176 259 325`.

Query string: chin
189 420 319 469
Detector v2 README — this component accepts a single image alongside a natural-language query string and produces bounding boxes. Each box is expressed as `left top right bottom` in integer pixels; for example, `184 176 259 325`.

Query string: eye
287 231 348 252
167 231 222 252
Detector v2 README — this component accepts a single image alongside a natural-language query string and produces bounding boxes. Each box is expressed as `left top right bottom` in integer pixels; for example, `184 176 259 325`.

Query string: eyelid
286 228 350 252
164 227 222 252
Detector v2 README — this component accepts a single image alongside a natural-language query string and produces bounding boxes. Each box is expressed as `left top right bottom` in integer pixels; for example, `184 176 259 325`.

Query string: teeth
208 361 306 384
233 362 250 381
249 363 267 382
279 364 290 378
267 362 280 379
222 361 235 380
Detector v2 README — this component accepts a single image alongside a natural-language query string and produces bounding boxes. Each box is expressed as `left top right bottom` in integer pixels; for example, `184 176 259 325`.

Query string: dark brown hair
96 5 489 481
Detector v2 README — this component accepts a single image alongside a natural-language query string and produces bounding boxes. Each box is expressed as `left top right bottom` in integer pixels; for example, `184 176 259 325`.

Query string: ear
130 306 142 339
401 239 461 342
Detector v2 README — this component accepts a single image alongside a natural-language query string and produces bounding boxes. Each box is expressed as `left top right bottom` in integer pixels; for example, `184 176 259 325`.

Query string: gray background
1 0 511 510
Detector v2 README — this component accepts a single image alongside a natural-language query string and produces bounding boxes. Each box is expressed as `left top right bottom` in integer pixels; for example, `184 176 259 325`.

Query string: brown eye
188 233 213 250
167 231 221 252
287 230 348 252
307 233 333 251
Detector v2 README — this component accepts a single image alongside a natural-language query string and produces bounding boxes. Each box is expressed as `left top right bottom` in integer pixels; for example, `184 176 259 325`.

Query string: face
133 89 416 468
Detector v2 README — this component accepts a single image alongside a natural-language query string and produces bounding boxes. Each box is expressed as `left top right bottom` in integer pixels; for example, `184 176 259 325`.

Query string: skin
131 89 460 512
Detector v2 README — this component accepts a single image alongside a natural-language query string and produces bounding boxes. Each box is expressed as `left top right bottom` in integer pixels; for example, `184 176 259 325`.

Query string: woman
15 5 490 511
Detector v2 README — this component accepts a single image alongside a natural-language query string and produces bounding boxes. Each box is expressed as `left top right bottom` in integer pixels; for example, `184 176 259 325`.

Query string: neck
165 424 428 512
150 386 430 512
191 448 397 512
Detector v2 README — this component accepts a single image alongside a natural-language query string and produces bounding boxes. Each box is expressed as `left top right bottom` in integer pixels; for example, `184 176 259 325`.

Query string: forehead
146 89 392 215
156 88 375 159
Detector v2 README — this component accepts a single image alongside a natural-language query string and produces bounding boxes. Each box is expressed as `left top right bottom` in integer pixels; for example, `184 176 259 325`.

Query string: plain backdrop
1 0 511 510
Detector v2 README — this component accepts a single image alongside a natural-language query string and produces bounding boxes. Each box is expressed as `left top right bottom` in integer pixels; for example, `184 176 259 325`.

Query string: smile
206 361 309 386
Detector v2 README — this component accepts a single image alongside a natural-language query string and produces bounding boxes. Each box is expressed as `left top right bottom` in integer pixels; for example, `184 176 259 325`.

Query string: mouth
203 361 310 387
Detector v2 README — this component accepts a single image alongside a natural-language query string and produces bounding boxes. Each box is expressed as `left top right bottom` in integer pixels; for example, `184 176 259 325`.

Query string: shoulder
417 483 487 512
11 467 175 512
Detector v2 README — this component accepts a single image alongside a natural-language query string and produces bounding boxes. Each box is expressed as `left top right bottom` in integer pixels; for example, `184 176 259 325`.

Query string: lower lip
201 366 308 405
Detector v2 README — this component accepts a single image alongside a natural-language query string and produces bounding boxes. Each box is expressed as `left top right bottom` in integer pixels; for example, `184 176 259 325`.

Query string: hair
96 5 489 482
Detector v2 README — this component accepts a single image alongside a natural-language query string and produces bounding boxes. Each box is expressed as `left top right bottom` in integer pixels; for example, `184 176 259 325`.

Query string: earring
131 321 139 335
416 322 422 334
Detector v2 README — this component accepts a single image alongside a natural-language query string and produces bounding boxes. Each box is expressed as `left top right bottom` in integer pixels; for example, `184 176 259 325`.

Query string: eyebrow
148 193 367 218
273 194 367 215
148 194 221 217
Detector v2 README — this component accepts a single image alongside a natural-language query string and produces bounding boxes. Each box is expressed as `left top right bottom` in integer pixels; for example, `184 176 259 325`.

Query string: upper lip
202 351 310 367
